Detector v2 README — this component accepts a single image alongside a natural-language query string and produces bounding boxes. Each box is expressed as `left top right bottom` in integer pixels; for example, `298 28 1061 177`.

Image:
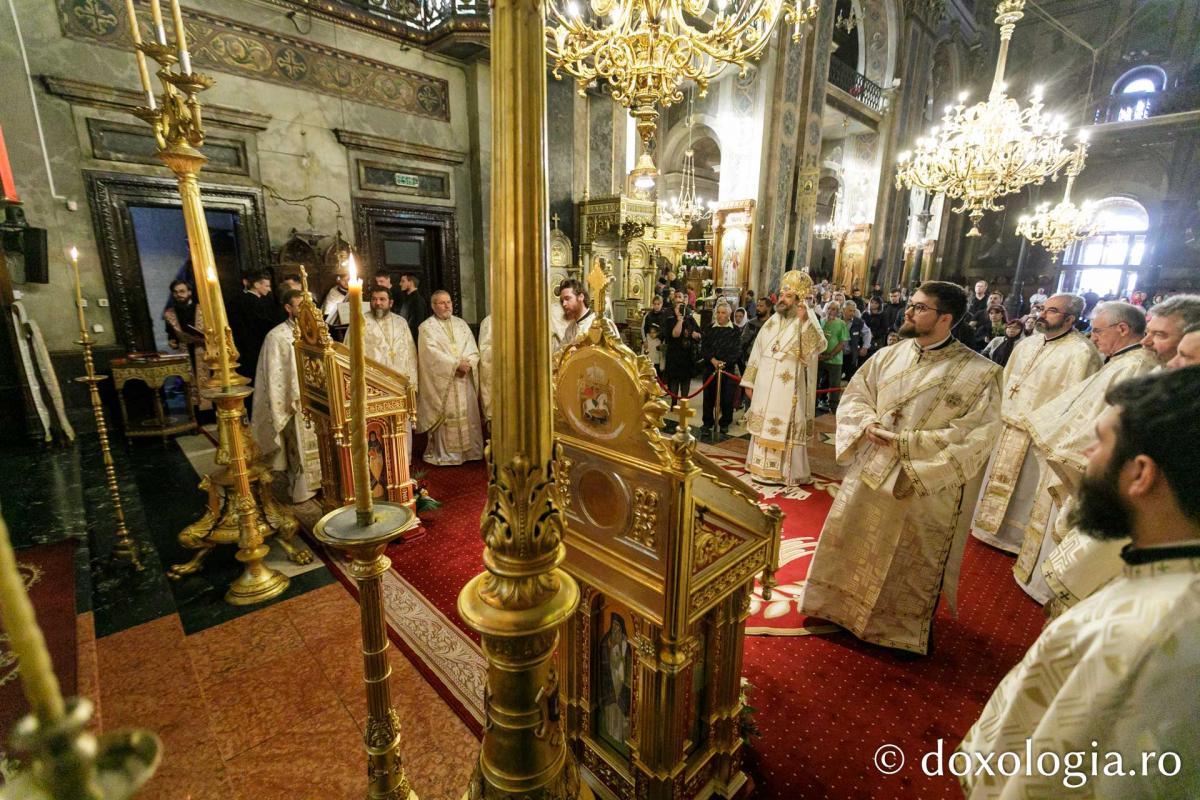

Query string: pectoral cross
889 407 904 426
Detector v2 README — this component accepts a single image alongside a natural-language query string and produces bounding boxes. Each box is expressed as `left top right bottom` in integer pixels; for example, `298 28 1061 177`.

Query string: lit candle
0 514 66 722
149 0 167 45
169 0 191 74
207 264 231 385
346 254 373 525
124 0 157 110
69 247 87 338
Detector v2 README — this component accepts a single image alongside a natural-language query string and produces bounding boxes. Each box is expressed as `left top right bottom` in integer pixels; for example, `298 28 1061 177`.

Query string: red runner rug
0 541 78 781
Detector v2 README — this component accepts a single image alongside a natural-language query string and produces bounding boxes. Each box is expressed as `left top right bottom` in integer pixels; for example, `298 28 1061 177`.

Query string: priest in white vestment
971 294 1101 553
960 368 1200 798
555 277 618 356
1014 302 1157 604
799 282 1002 654
251 289 322 502
741 270 826 485
417 290 484 465
321 266 351 326
363 286 418 386
478 314 493 421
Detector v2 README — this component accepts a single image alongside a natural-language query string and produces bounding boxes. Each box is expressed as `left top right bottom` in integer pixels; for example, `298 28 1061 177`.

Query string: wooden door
353 200 461 312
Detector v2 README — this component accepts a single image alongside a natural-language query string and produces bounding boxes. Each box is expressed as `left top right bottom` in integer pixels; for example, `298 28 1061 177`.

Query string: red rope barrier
655 371 845 400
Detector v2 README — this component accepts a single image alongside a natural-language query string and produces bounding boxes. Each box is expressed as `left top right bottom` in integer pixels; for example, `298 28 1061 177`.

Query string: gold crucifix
587 259 612 319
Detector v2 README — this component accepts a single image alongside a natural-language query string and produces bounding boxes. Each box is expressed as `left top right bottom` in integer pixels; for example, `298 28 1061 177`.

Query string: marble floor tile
224 703 365 800
197 644 343 761
185 602 307 684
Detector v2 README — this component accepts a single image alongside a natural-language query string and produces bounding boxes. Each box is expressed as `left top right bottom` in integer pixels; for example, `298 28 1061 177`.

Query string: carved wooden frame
84 170 269 353
352 199 462 313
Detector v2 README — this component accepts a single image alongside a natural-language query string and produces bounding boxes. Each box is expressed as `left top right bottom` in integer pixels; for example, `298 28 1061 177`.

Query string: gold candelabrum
0 514 160 799
313 254 419 800
457 0 590 796
894 0 1089 236
124 0 304 604
69 248 141 570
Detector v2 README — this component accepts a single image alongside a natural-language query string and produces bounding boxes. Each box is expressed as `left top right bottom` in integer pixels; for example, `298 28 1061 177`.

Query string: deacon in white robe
417 290 484 465
363 286 418 386
960 371 1200 798
478 314 493 421
321 269 350 326
251 291 322 503
555 277 618 356
799 283 1002 654
971 294 1101 553
741 270 825 485
1014 302 1157 603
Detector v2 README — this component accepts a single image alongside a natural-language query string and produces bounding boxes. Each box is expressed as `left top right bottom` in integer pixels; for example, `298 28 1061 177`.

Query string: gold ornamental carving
627 489 658 550
692 522 741 574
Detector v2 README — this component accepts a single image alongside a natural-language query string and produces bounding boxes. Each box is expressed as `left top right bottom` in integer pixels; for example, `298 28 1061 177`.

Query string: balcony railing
827 58 884 113
316 0 489 45
1091 84 1200 124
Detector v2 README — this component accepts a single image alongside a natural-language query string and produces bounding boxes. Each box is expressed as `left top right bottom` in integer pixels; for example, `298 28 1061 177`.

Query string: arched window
1110 66 1168 121
1063 197 1149 268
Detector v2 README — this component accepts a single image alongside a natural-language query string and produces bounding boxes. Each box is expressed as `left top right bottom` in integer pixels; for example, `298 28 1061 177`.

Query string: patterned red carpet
374 453 1045 799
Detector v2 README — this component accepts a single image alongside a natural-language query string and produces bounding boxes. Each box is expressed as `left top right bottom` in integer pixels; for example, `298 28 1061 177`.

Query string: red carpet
0 541 78 780
342 452 1046 799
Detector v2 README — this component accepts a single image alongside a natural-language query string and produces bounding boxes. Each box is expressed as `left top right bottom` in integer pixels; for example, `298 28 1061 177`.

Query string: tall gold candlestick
0 515 65 722
148 0 167 45
346 253 374 526
206 264 231 386
168 0 191 74
123 0 156 109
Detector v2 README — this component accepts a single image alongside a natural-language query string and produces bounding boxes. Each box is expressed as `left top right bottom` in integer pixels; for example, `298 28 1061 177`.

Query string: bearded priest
364 286 418 387
959 368 1200 798
1013 301 1157 604
251 289 322 502
740 269 826 486
798 282 1002 654
970 293 1101 553
417 290 484 466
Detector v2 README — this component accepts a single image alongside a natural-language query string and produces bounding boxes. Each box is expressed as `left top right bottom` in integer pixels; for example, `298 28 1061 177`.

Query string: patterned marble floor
1 412 477 799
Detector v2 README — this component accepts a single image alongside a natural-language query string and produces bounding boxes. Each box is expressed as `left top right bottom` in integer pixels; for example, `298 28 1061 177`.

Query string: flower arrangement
681 250 709 268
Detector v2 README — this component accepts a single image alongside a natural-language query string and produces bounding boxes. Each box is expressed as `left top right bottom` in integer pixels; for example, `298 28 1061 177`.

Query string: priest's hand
865 424 895 448
743 387 753 400
456 358 471 376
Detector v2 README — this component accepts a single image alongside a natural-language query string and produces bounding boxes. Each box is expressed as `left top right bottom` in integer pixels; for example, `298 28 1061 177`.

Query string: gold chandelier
894 0 1087 237
546 0 820 153
663 92 716 224
813 188 848 241
1016 147 1096 261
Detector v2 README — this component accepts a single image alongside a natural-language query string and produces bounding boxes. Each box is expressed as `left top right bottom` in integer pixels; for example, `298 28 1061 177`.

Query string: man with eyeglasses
971 293 1102 555
798 281 1003 654
1012 302 1157 606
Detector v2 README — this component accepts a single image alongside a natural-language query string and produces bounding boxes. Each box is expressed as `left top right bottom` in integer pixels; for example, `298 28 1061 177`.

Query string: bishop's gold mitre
780 269 813 296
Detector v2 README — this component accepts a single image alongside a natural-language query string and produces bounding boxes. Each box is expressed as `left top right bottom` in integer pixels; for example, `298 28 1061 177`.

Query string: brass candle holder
123 0 305 602
69 247 140 570
313 502 419 799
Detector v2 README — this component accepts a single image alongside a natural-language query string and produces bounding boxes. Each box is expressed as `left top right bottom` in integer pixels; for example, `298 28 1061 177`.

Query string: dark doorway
353 200 461 313
85 171 269 354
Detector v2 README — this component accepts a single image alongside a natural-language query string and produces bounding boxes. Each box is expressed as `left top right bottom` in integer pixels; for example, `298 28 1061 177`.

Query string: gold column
456 0 586 794
128 28 291 604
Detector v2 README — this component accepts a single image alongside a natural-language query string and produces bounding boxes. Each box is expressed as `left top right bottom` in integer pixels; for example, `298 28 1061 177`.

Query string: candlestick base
224 541 290 606
2 697 160 800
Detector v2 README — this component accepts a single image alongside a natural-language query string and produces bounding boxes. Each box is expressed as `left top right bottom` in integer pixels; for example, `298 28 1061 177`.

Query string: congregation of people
162 259 1200 795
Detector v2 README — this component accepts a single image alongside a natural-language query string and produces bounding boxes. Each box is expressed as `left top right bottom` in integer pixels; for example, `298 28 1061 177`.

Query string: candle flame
347 253 359 284
69 246 79 261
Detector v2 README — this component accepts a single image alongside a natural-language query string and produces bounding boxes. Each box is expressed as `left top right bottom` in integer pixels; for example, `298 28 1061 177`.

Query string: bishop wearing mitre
799 282 1002 654
363 286 418 387
741 269 826 486
251 289 322 502
417 290 484 465
1013 301 1157 605
970 294 1101 553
